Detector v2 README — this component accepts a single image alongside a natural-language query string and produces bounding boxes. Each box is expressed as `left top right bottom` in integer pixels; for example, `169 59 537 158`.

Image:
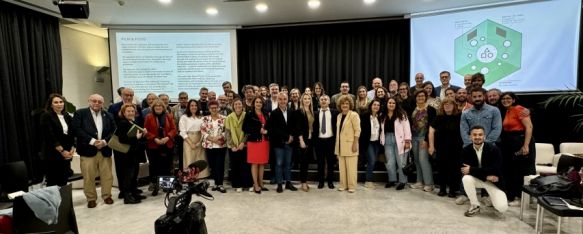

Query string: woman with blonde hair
295 93 315 191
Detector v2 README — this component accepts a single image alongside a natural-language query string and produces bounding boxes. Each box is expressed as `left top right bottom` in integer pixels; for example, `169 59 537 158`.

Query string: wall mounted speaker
57 0 90 19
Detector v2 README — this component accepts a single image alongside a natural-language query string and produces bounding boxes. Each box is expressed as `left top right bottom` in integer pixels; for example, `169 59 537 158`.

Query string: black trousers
229 148 252 188
174 135 184 170
501 132 536 201
207 148 226 186
115 151 139 195
436 149 461 193
45 159 71 187
146 147 173 185
315 137 336 183
298 139 314 183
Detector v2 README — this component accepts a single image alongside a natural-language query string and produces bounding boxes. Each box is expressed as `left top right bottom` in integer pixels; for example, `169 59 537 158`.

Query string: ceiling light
255 3 268 13
206 7 218 15
158 0 172 4
363 0 376 5
307 0 320 9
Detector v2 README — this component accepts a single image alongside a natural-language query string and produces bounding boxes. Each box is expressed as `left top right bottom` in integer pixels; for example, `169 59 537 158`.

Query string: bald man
72 94 116 208
367 77 383 100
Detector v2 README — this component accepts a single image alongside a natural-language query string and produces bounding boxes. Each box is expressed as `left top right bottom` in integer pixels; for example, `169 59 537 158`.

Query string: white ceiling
9 0 514 37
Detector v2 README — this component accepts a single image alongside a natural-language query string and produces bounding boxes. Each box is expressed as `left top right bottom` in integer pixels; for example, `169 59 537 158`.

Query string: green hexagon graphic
454 19 522 86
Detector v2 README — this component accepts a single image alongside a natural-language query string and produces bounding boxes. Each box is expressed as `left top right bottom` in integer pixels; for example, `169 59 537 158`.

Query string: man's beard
473 100 484 109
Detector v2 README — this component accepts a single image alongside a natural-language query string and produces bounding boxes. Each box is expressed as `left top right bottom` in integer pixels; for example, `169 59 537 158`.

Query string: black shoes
277 184 283 193
261 187 269 191
385 182 396 188
124 195 141 204
438 190 447 197
285 182 298 191
134 194 147 200
151 189 159 196
448 192 457 198
396 183 405 190
328 182 335 189
318 182 325 189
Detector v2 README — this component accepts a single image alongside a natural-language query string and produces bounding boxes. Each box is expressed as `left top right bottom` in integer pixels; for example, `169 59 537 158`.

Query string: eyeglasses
398 88 407 91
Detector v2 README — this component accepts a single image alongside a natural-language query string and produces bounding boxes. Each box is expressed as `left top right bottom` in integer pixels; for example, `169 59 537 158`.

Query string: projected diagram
454 20 522 86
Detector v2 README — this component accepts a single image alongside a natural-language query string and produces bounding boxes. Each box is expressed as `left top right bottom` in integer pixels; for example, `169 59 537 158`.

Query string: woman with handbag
179 99 209 178
428 98 463 197
114 103 147 204
40 93 75 186
145 99 177 196
382 97 412 190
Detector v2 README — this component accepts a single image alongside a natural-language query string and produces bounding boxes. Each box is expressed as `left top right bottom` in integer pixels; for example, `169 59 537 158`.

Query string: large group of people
40 72 536 218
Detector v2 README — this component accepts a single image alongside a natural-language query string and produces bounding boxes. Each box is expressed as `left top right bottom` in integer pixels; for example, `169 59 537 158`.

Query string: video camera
155 161 213 234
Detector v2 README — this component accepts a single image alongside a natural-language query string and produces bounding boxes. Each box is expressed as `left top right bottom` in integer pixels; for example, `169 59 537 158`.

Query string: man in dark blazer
460 125 507 217
72 94 116 208
313 95 339 189
435 71 461 100
267 93 298 193
262 83 280 114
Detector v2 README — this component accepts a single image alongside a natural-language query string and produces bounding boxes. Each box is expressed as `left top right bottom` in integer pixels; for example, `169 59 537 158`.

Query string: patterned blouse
411 108 429 137
201 115 226 149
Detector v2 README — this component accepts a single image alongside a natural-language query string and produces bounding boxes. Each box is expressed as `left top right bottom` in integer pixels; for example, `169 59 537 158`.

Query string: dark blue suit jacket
461 142 505 189
72 108 116 157
435 85 461 98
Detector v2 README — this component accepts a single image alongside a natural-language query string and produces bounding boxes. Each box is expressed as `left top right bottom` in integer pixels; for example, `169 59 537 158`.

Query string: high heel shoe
254 185 261 194
301 183 309 192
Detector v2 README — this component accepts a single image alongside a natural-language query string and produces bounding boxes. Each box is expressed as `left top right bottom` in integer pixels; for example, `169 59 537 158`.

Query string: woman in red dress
243 96 270 194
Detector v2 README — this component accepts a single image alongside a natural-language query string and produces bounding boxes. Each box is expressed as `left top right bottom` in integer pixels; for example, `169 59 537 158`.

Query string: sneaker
508 200 521 207
364 182 375 189
410 182 423 189
455 195 469 205
464 205 480 217
423 185 434 192
236 188 243 193
248 187 254 192
481 197 493 207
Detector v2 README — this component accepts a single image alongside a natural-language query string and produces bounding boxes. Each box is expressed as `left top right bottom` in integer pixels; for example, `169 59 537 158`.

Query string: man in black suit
72 94 116 208
268 93 298 193
263 83 280 114
461 125 508 217
313 95 339 189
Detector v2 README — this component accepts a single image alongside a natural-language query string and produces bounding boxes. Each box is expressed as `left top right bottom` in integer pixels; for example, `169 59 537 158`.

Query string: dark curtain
0 1 62 181
237 19 410 95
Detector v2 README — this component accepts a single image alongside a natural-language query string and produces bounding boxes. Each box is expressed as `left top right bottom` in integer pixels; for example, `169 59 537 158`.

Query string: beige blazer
334 111 361 157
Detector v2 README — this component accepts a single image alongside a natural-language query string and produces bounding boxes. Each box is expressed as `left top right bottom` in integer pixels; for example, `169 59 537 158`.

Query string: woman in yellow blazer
334 95 361 193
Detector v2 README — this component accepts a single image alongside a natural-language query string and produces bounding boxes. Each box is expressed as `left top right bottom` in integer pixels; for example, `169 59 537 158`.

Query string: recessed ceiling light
308 0 321 9
206 7 218 15
158 0 172 4
363 0 376 5
255 3 268 13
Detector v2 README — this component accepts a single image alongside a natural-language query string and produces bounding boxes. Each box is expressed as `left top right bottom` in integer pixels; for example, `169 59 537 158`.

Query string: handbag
402 151 416 177
108 134 130 153
529 174 578 197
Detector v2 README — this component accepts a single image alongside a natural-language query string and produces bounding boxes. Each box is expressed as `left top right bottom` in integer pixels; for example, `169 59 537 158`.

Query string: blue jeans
384 132 407 183
412 136 434 185
366 141 381 182
274 144 293 184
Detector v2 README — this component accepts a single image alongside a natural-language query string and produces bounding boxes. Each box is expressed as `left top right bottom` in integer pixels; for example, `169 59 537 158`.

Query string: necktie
321 109 326 134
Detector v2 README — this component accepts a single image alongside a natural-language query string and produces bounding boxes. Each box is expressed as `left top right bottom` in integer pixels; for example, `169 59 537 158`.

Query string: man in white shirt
313 95 339 189
367 77 383 100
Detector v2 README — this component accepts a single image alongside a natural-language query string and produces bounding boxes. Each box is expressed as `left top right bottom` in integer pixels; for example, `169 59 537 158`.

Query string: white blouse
370 115 380 141
179 115 203 139
57 114 68 135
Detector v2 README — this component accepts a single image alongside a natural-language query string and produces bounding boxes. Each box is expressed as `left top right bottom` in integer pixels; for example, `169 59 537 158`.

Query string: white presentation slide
410 0 580 93
109 30 237 101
